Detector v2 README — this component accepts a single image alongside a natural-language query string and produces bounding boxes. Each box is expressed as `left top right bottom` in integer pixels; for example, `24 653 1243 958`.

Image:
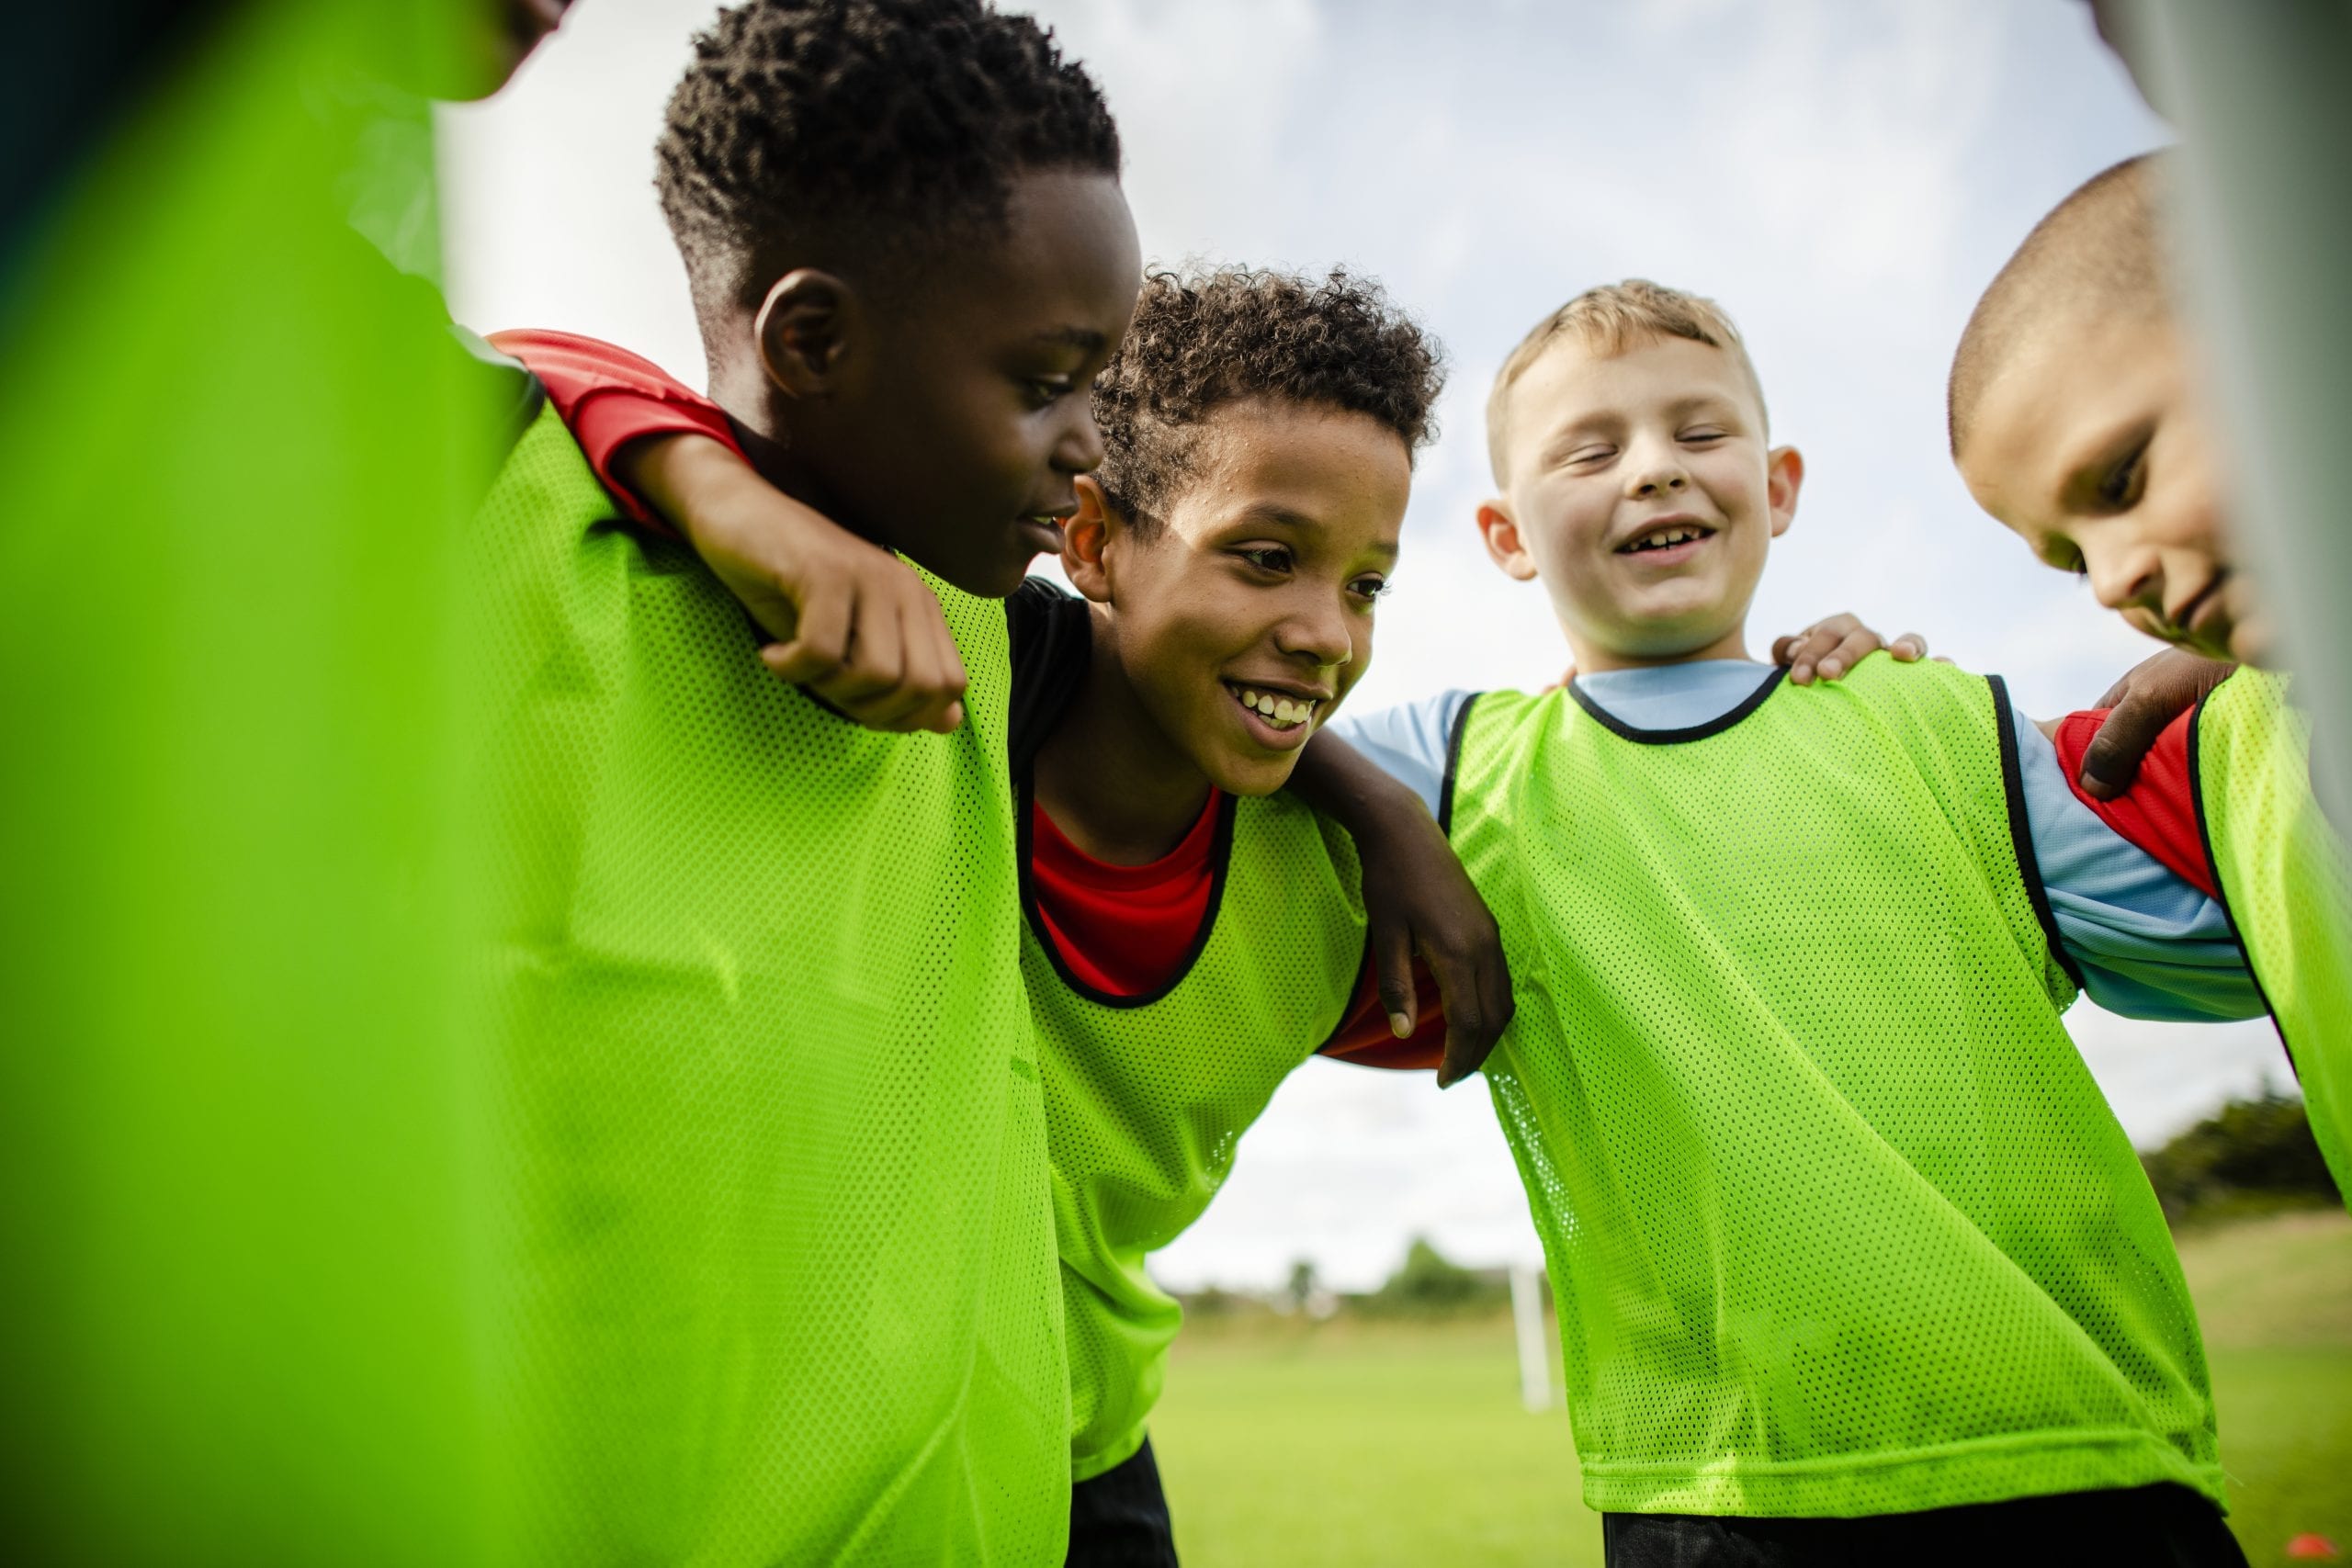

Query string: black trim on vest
1987 674 2087 995
2185 678 2299 1082
1016 771 1241 1010
1566 666 1787 744
1439 693 1483 835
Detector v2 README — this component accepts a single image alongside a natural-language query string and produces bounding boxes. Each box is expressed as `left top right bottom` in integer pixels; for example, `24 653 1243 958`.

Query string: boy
1950 151 2352 1202
466 3 1138 1561
1304 279 2264 1562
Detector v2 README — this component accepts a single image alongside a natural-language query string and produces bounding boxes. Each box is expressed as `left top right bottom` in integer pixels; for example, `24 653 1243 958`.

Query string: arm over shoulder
485 329 741 529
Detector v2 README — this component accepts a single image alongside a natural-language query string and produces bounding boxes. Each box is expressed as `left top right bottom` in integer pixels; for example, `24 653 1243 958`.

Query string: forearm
1289 728 1436 840
613 431 770 548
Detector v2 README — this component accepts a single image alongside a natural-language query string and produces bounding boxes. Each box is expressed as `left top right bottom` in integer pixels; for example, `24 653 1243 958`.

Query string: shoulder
483 329 696 400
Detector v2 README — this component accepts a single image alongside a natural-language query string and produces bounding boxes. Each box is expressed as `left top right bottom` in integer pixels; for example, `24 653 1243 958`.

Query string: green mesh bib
464 407 1064 1565
1445 658 2220 1518
2193 668 2352 1199
1024 791 1365 1480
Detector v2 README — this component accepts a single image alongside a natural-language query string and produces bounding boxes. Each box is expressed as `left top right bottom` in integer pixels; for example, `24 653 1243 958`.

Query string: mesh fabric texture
1446 657 2221 1518
463 407 1065 1565
2193 668 2352 1198
1025 792 1365 1480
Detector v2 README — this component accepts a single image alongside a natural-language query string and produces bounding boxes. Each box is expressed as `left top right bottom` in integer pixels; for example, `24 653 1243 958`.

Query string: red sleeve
1317 955 1446 1072
2052 706 2218 898
486 328 744 532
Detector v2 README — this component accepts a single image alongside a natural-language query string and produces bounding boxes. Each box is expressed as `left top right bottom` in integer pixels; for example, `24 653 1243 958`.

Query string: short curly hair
1092 267 1446 527
654 0 1121 320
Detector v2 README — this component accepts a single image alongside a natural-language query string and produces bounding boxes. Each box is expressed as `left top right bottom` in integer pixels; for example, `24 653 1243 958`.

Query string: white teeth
1632 525 1704 551
1229 683 1317 730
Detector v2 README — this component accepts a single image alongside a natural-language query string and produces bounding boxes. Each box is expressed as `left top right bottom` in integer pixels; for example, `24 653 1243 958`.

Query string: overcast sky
442 0 2294 1291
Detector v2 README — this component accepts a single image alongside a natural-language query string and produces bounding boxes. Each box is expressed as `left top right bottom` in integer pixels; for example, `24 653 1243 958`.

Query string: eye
1348 573 1391 604
1024 377 1076 409
1237 545 1295 574
1564 445 1616 468
2097 441 2147 510
1681 427 1726 446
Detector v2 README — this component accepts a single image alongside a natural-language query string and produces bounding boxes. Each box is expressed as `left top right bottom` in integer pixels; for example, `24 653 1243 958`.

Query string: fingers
1373 924 1419 1043
762 583 854 687
1777 615 1873 685
1430 926 1510 1090
759 570 971 734
1888 632 1928 662
2077 701 2166 800
2079 649 2232 798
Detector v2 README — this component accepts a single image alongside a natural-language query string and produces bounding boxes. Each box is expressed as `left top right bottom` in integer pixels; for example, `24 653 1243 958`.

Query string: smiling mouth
1617 522 1716 554
1225 682 1324 734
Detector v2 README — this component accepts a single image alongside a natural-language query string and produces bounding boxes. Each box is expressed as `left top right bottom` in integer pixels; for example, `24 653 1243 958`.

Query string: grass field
1149 1209 2352 1566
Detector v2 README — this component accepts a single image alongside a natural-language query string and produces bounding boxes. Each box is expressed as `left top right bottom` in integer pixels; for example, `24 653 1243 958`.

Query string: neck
1568 621 1752 676
705 350 875 547
1031 603 1216 866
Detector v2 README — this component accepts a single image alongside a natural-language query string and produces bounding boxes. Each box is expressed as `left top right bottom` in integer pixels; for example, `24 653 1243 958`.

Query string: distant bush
2141 1094 2339 1224
1355 1237 1510 1318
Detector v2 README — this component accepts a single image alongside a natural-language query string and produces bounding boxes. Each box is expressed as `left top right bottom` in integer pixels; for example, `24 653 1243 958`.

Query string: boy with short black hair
1951 151 2352 1208
468 3 1138 1561
1305 277 2265 1563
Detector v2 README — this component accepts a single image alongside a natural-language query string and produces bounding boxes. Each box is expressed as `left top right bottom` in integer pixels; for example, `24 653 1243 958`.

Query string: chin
1208 750 1298 801
933 546 1041 602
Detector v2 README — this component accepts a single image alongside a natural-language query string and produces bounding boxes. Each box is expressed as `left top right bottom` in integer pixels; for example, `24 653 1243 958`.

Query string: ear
753 268 860 397
1063 477 1120 604
1476 499 1542 581
1764 446 1804 539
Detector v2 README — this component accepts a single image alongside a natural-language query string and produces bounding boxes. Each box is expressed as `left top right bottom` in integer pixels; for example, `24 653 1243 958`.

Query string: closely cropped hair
654 0 1120 321
1949 153 2165 458
1486 279 1766 484
1092 266 1446 527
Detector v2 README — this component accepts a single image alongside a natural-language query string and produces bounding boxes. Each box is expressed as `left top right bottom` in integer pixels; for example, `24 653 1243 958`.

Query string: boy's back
1447 653 2219 1517
466 410 1064 1562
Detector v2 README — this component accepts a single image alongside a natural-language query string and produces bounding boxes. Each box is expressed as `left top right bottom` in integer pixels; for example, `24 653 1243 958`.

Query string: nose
1275 587 1357 671
1052 400 1106 476
1623 436 1689 500
2080 530 2163 615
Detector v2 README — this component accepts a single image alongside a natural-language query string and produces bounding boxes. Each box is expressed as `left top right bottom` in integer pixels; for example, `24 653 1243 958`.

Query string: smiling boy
1951 151 2352 1204
466 4 1138 1562
1306 279 2265 1563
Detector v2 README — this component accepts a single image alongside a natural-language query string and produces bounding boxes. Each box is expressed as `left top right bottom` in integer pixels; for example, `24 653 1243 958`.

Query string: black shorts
1066 1435 1179 1568
1602 1482 2247 1567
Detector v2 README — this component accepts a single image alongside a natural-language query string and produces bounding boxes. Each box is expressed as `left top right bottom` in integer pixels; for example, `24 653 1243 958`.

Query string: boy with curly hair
1950 152 2352 1206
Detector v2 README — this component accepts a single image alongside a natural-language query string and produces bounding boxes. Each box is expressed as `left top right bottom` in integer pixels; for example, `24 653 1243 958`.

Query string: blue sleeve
1326 691 1476 822
2011 705 2265 1021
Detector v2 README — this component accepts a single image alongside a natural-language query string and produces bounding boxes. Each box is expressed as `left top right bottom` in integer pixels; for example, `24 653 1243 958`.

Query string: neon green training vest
2192 667 2352 1199
1444 657 2221 1518
1023 790 1365 1481
464 407 1065 1564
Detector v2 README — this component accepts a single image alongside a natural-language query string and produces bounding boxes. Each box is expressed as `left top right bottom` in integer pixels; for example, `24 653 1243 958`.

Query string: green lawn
1150 1210 2352 1566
